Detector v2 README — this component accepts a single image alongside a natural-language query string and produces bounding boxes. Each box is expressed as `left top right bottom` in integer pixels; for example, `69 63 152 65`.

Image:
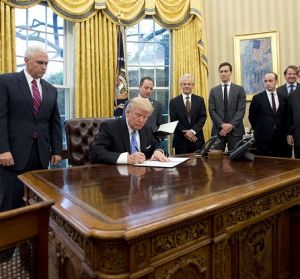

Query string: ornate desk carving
20 156 300 278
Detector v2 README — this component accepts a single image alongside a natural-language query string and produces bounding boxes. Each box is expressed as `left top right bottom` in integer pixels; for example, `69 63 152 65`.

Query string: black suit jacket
91 118 161 164
169 94 207 150
277 82 300 98
249 91 288 144
286 85 300 146
123 97 163 132
0 71 62 170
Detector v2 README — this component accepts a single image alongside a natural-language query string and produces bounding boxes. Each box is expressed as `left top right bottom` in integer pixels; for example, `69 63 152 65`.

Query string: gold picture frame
234 31 279 100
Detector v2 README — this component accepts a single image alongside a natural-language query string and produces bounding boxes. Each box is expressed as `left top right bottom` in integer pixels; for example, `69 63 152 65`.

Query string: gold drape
3 0 203 26
75 11 118 117
172 16 210 139
0 1 16 73
2 0 208 126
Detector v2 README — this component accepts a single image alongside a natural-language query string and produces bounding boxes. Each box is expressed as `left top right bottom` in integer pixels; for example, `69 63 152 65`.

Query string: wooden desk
19 156 300 279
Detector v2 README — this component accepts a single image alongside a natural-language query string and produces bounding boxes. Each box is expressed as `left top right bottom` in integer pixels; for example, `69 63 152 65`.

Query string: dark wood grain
19 155 300 278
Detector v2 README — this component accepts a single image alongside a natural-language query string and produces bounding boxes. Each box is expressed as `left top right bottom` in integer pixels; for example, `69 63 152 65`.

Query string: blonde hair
125 97 153 115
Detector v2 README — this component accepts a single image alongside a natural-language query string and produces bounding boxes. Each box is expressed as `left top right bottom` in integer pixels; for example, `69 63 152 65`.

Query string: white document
156 120 178 134
134 157 189 168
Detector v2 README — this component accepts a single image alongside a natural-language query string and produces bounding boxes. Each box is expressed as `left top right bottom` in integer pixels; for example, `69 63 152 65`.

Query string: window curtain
0 1 16 73
75 12 118 117
2 0 208 134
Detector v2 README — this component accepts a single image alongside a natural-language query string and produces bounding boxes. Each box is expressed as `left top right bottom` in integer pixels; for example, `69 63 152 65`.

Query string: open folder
153 120 178 139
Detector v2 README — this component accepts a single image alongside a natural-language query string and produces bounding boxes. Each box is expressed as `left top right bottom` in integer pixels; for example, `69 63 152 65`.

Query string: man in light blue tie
91 97 169 164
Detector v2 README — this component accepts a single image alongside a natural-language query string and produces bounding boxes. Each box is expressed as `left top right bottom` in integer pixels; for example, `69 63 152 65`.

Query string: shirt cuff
156 149 164 155
117 152 129 164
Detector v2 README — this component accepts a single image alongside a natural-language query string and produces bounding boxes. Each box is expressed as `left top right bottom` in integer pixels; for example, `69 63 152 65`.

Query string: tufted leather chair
64 118 110 166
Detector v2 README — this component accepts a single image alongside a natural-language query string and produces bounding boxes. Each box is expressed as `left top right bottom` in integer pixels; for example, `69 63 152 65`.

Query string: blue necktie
130 131 138 154
289 84 295 94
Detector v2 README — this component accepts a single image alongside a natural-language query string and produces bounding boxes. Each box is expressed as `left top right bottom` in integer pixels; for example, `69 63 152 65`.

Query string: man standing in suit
249 72 289 157
0 45 62 212
277 65 299 98
169 73 207 155
123 77 163 133
209 62 246 151
91 97 169 164
277 65 300 157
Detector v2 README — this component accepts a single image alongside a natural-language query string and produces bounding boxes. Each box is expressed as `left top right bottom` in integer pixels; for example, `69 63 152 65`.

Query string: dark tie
32 79 41 118
185 96 191 113
130 131 138 154
271 92 276 113
223 84 229 122
289 84 295 94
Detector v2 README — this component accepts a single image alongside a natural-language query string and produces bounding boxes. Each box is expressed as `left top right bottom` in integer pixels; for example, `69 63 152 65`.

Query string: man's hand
0 152 15 167
51 155 62 165
183 130 198 142
287 135 294 146
219 129 227 137
128 152 146 164
219 123 234 137
221 123 234 134
150 150 170 162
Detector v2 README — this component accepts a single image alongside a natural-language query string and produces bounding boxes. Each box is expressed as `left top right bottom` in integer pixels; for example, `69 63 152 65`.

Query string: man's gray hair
125 97 153 115
25 45 48 58
179 73 195 85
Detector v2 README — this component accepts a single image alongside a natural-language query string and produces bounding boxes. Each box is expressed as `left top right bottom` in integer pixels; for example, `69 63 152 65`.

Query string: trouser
0 139 43 212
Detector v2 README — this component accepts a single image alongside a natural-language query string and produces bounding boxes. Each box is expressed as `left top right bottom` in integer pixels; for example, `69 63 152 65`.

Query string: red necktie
32 79 41 118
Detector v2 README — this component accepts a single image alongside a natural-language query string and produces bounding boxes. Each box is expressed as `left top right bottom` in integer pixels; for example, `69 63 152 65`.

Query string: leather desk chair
64 118 110 166
0 201 53 279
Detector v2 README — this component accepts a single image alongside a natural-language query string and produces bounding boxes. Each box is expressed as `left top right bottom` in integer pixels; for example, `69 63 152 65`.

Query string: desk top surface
19 156 300 238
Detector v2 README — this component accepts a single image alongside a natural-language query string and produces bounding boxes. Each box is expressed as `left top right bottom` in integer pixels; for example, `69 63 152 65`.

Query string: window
126 19 170 151
15 5 73 141
15 4 74 167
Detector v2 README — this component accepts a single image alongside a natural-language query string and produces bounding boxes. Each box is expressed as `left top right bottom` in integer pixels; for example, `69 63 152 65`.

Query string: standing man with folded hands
169 73 207 155
209 62 246 152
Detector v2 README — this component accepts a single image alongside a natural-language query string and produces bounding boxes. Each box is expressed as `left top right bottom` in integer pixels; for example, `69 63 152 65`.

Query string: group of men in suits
249 65 300 158
92 62 293 163
1 45 299 212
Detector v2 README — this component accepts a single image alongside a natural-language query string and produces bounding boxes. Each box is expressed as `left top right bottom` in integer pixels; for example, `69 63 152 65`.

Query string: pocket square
146 145 151 149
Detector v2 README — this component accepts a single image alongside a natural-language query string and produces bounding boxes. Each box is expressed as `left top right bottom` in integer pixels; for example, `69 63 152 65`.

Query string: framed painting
234 31 279 100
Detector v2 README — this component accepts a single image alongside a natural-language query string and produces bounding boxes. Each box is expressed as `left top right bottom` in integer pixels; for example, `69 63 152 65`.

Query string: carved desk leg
290 205 300 278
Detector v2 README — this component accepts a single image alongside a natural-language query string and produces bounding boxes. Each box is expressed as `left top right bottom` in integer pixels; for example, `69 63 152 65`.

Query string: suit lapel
215 85 224 110
228 84 235 107
139 128 148 151
178 95 189 123
277 93 285 114
17 71 35 117
119 119 131 152
262 91 274 113
38 79 50 119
